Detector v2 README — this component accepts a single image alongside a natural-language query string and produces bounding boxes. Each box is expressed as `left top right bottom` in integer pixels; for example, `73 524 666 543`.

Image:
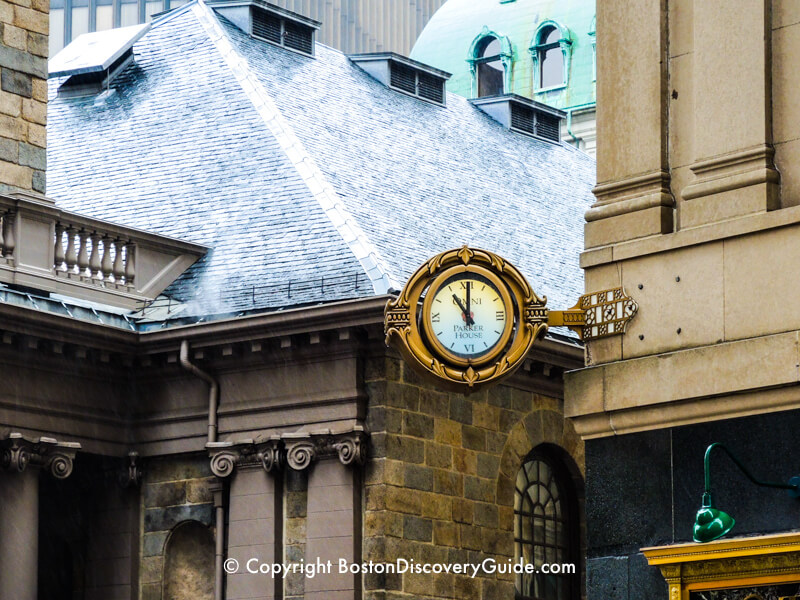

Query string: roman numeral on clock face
496 311 504 321
464 344 475 352
432 312 440 323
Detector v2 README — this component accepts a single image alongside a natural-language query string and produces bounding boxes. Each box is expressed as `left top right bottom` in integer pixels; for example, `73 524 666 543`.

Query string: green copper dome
410 0 595 111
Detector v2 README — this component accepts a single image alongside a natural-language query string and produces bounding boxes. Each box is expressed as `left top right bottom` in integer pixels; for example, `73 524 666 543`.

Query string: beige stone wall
362 354 584 600
0 0 47 194
568 0 800 438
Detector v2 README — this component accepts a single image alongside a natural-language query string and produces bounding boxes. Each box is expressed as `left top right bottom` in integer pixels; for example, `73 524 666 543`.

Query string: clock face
422 268 514 364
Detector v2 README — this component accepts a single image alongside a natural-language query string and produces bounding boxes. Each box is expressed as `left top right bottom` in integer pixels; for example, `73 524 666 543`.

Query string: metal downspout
179 339 219 444
179 340 223 600
566 108 579 148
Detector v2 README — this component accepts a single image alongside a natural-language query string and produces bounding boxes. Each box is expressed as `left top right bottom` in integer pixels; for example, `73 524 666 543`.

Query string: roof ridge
190 0 398 294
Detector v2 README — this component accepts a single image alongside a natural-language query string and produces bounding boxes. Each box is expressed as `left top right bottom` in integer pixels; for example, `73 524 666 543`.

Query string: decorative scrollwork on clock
385 246 548 393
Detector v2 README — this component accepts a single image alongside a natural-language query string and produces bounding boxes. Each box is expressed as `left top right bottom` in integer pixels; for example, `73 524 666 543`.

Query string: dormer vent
350 53 451 106
251 4 316 55
49 24 150 98
472 94 565 144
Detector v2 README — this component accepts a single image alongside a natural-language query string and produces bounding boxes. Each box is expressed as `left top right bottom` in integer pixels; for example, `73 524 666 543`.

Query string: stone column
0 433 79 600
208 437 283 600
287 429 366 600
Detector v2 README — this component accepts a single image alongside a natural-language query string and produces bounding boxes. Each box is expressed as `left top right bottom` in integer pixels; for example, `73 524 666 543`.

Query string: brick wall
363 354 585 600
0 0 48 194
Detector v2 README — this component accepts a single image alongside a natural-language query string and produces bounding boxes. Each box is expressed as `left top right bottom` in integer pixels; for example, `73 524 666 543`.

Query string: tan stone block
21 98 45 125
425 442 451 469
420 493 451 520
668 52 694 170
498 505 514 530
602 331 800 413
452 448 476 475
0 91 22 117
564 365 603 420
365 485 386 511
433 520 459 547
30 78 46 103
452 498 473 524
3 23 27 50
586 205 674 249
140 556 163 584
595 0 666 183
775 138 800 208
671 164 693 212
773 0 800 28
434 418 460 446
384 459 405 486
27 31 47 58
384 485 421 515
0 3 13 23
772 24 800 145
668 0 693 57
694 1 771 160
31 0 48 11
472 402 498 430
585 333 621 366
0 114 26 140
725 226 800 338
12 5 47 34
433 469 462 496
681 183 777 229
621 241 724 359
460 524 482 551
0 159 31 188
7 0 32 7
285 517 306 544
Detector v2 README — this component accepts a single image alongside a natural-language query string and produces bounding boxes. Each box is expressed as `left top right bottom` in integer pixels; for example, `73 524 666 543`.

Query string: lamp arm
704 442 799 496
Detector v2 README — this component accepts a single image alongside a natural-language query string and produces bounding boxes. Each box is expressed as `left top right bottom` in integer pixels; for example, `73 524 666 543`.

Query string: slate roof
47 0 595 319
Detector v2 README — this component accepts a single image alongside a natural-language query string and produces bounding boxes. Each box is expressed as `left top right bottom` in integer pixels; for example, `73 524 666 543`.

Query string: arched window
475 36 505 96
468 28 513 98
530 22 571 90
514 447 579 600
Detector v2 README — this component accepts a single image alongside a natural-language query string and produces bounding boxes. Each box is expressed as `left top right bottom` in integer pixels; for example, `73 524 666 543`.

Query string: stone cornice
0 432 80 479
207 427 367 477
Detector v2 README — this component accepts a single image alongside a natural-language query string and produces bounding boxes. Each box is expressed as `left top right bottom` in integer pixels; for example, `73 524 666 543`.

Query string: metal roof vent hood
471 94 565 143
49 24 150 98
350 53 451 106
208 0 321 56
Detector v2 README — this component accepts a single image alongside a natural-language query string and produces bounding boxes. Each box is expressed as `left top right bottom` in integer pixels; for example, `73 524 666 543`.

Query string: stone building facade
0 0 48 194
565 0 800 597
0 2 596 599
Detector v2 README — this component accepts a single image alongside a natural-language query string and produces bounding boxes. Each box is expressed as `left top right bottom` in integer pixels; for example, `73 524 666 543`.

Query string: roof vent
49 24 149 97
471 94 565 143
209 1 320 57
350 53 451 106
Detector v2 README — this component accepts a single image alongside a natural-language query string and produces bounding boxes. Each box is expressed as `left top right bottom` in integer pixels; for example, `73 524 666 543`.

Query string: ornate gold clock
384 246 548 392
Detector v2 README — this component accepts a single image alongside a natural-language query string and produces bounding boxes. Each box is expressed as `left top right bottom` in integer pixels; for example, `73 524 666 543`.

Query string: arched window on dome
467 28 513 98
530 22 572 91
514 446 580 600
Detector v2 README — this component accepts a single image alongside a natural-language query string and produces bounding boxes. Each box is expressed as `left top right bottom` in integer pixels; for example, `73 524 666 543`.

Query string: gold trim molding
643 533 800 599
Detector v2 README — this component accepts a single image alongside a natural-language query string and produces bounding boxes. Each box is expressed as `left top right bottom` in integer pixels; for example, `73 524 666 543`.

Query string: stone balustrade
0 193 207 310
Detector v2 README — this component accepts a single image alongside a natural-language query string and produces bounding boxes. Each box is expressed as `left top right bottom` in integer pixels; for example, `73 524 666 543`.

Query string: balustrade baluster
89 232 102 279
77 230 90 277
54 223 66 270
112 239 124 282
65 227 78 272
2 211 15 258
0 212 5 257
100 236 113 281
124 242 136 286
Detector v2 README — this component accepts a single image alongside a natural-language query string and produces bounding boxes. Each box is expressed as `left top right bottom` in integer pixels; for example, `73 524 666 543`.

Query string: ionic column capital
0 432 80 479
207 436 283 478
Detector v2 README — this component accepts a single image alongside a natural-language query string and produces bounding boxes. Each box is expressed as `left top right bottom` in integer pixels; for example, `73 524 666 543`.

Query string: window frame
529 21 572 93
467 27 513 98
514 446 580 600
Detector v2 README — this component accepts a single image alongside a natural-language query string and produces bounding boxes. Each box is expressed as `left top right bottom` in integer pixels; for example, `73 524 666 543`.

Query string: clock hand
452 293 474 327
466 282 474 327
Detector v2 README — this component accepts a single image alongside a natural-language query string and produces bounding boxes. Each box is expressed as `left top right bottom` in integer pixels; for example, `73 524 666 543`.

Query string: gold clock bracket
547 287 639 341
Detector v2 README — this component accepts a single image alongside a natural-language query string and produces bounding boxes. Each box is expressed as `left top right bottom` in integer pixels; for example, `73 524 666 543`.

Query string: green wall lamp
693 442 800 543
